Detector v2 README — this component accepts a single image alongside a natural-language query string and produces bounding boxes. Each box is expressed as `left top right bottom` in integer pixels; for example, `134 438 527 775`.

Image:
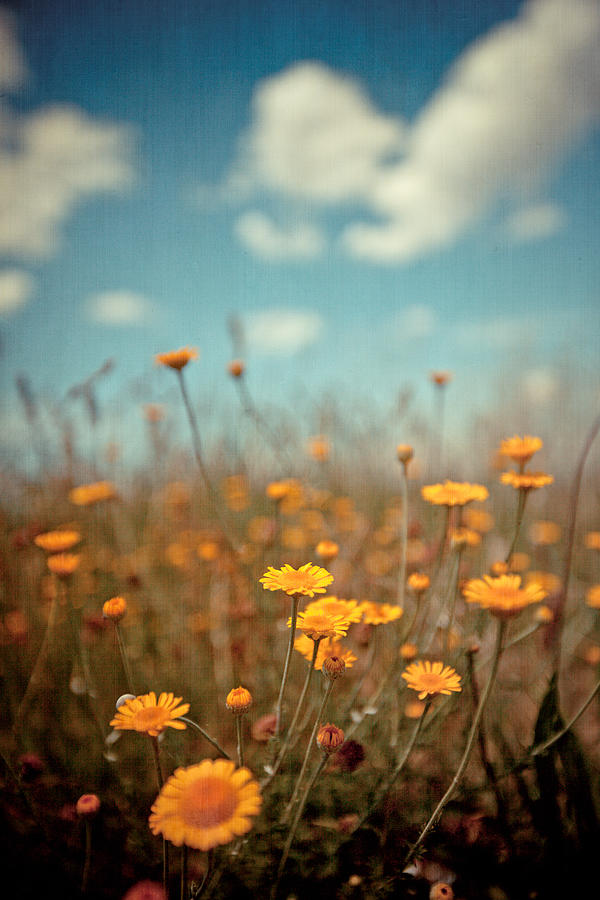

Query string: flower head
401 660 462 700
103 596 127 622
408 572 430 594
227 359 244 378
322 655 346 680
155 347 198 370
315 539 339 561
290 610 350 641
422 481 489 507
110 692 190 737
359 601 403 625
260 562 333 597
463 574 547 618
294 634 357 670
317 724 345 754
304 596 363 624
529 520 561 546
450 527 482 549
226 686 253 715
586 585 600 610
149 758 261 850
69 481 116 506
500 471 554 491
34 530 81 553
76 794 100 817
47 553 80 578
499 434 543 465
396 444 414 464
307 435 331 461
430 371 453 387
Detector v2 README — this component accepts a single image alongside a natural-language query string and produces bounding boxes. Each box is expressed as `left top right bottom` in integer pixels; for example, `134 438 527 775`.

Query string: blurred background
0 0 599 474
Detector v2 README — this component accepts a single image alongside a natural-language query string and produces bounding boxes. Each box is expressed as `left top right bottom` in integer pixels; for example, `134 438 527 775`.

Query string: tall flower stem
176 369 240 555
530 675 600 757
444 549 464 653
272 594 301 749
81 819 93 894
177 717 231 760
151 736 169 897
263 638 321 786
273 753 328 898
180 846 188 900
355 699 431 831
235 716 245 768
505 488 528 565
396 462 409 629
403 618 506 869
234 376 293 474
281 678 335 824
193 848 214 898
342 628 378 715
115 622 136 695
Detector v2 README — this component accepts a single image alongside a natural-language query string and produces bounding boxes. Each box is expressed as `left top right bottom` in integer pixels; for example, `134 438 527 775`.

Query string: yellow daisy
46 553 80 577
289 610 350 640
34 530 81 553
110 692 190 737
69 481 116 506
304 596 363 624
260 562 333 597
401 660 462 700
359 601 403 625
499 435 543 465
500 471 554 491
149 759 261 850
421 481 489 507
294 634 357 670
462 574 547 618
155 347 198 370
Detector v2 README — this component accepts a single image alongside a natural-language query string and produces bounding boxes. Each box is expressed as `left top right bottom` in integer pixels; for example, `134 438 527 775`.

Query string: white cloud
522 367 559 403
86 290 156 326
244 308 324 355
235 211 324 259
394 304 437 340
236 61 406 204
0 268 35 314
0 11 27 90
505 202 566 241
0 105 135 259
342 0 600 262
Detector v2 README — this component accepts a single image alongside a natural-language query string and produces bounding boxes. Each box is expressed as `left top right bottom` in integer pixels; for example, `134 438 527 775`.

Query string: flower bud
408 572 430 594
227 359 244 378
76 793 100 817
322 655 346 680
317 723 345 754
315 539 339 561
400 642 418 661
102 596 127 622
226 686 253 715
396 444 414 464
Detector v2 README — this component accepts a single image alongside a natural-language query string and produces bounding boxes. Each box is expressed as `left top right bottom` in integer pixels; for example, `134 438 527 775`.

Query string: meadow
1 350 599 900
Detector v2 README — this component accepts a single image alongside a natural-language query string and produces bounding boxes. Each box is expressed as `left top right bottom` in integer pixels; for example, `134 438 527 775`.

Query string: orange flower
584 532 600 550
525 571 561 594
450 527 481 549
47 553 80 577
317 724 345 753
422 481 489 507
500 471 553 491
359 601 403 625
463 507 494 533
227 359 244 378
401 660 462 700
69 481 116 506
586 585 600 609
499 435 543 465
260 562 333 597
430 371 453 387
294 634 357 670
103 596 127 622
155 347 198 370
226 686 253 714
110 692 189 737
463 574 547 618
315 539 339 561
408 572 430 594
307 435 331 461
396 444 414 464
34 530 81 553
529 520 561 546
290 610 350 641
304 596 363 624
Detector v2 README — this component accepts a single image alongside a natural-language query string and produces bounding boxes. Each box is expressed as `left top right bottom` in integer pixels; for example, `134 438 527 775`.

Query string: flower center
179 776 238 828
133 707 168 731
417 673 444 691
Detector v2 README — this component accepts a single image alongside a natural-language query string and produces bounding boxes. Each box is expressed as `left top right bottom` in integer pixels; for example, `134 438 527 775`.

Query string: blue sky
1 0 599 468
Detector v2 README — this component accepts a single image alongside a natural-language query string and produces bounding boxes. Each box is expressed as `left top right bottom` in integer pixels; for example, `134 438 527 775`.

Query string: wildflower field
2 353 600 900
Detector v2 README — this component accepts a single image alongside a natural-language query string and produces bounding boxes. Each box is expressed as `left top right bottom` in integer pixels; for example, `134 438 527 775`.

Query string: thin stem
396 463 409 620
263 638 321 786
115 622 136 695
192 848 214 898
235 716 245 768
81 819 92 894
444 550 463 653
342 629 378 715
180 846 188 900
273 753 328 898
356 699 431 831
273 595 300 744
176 370 240 555
505 488 528 565
530 676 600 757
177 718 231 760
151 736 169 897
281 679 334 824
403 618 506 869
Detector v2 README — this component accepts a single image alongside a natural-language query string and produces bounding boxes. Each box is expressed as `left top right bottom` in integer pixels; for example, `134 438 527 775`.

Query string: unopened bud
317 723 345 754
226 686 253 714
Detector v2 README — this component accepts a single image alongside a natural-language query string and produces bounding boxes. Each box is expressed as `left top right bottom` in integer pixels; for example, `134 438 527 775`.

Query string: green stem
235 716 245 768
81 819 92 894
273 753 328 898
273 594 300 744
403 618 506 868
396 463 409 621
356 698 431 830
115 622 136 695
505 488 528 565
281 679 334 824
263 638 321 786
531 675 600 757
178 717 231 760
